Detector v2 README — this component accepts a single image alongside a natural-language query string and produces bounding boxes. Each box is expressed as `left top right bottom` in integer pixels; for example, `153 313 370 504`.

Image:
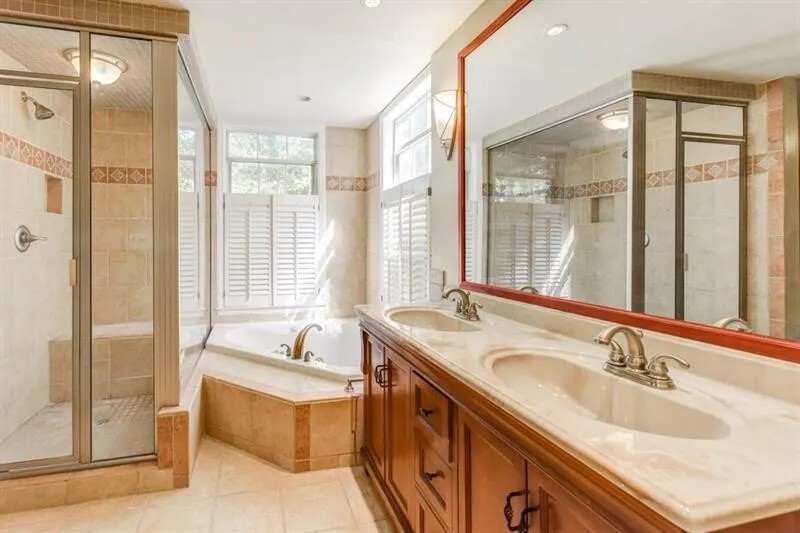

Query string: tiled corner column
202 377 362 473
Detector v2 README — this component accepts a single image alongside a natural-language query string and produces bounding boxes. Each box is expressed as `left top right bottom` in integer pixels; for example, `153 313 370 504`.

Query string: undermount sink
385 307 480 333
486 350 730 440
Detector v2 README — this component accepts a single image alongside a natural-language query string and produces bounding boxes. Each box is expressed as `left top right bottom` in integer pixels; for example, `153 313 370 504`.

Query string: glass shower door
0 80 78 469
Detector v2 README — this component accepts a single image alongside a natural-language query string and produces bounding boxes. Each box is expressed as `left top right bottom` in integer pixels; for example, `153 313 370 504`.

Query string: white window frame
379 67 432 305
218 126 325 312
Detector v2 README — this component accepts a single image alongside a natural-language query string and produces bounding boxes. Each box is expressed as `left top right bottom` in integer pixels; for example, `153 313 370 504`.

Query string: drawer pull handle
504 490 539 533
373 365 389 388
418 407 434 418
423 470 442 482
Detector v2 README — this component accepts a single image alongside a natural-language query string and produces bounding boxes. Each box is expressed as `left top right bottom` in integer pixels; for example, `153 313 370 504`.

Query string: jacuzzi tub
206 318 362 381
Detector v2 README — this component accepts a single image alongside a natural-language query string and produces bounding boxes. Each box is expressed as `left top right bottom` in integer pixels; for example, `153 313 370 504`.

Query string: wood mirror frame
456 0 800 364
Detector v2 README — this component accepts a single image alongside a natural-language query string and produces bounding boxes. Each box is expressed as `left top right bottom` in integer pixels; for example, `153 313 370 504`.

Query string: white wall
429 0 515 294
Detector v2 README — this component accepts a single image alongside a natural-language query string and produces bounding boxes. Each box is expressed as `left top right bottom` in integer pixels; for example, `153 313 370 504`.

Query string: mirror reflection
464 1 800 341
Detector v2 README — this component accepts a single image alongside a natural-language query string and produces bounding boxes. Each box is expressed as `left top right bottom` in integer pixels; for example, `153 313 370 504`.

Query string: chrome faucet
713 316 753 333
593 324 690 390
442 287 482 321
519 285 539 294
292 323 322 360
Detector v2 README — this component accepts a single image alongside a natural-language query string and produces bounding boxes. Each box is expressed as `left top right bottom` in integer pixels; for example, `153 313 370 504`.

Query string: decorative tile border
326 175 370 192
1 130 72 178
0 0 190 36
91 165 152 184
486 154 779 200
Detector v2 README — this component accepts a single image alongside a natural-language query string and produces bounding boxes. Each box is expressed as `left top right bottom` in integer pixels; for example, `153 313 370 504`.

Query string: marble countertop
356 304 800 532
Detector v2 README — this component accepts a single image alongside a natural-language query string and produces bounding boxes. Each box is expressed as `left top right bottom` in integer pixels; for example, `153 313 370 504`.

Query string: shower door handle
14 225 47 252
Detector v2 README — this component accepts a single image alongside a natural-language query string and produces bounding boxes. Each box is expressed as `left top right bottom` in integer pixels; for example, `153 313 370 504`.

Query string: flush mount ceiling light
545 23 569 37
597 109 629 131
63 49 128 86
361 0 380 7
299 95 313 102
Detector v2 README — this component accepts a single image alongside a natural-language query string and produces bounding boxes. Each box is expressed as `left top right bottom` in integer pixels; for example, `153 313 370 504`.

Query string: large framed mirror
458 0 800 361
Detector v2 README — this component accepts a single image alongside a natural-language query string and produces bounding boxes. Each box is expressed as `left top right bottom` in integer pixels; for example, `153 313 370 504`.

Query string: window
381 71 431 305
223 131 319 308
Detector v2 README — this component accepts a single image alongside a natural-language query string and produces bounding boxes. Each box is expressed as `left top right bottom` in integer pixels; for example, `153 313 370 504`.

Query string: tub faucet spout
292 323 322 360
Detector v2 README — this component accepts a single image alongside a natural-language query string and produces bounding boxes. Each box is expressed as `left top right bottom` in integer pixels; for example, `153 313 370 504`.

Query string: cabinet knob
422 470 442 482
418 407 434 418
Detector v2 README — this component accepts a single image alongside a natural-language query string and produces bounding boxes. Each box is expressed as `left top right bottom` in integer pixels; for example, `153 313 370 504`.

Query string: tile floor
0 438 395 533
0 395 155 464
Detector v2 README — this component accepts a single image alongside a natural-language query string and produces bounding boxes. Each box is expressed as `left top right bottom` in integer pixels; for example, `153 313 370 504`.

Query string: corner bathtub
205 318 362 381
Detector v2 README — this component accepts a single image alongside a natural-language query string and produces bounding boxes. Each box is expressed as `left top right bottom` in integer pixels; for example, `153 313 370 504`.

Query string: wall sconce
433 90 458 161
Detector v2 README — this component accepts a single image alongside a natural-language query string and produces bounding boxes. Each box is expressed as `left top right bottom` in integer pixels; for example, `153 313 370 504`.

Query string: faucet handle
465 302 482 321
647 355 690 378
605 340 626 367
279 343 291 358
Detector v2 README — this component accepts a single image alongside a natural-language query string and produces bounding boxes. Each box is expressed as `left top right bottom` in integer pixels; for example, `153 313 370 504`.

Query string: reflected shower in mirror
463 0 800 342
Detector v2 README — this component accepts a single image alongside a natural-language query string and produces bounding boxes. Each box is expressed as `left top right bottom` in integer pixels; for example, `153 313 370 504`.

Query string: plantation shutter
382 176 429 305
223 194 272 307
532 204 565 294
272 195 319 306
489 202 533 289
382 201 402 305
465 200 478 281
179 192 200 311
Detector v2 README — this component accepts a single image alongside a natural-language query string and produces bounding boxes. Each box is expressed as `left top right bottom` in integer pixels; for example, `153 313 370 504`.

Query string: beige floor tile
281 481 355 533
211 489 284 533
0 439 389 533
137 499 215 532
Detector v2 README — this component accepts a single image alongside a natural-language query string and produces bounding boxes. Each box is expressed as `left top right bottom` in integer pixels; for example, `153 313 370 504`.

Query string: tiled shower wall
748 80 786 337
323 127 368 317
0 48 73 442
91 107 153 326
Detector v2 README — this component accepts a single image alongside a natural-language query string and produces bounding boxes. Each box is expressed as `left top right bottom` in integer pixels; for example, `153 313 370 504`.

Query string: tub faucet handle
279 343 291 358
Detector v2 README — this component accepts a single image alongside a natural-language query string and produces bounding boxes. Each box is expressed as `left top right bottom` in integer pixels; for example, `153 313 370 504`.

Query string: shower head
21 91 55 120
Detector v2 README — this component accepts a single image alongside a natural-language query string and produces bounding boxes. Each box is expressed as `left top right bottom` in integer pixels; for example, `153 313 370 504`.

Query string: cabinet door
529 462 621 533
364 335 386 473
414 489 449 533
385 347 413 513
458 409 531 533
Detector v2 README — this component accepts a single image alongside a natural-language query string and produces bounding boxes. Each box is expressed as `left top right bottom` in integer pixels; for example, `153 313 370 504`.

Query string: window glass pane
283 165 313 194
179 129 196 156
231 161 261 193
681 102 743 136
260 163 284 194
397 148 414 183
229 132 257 158
179 159 195 192
259 134 286 160
409 99 429 140
412 136 430 178
287 137 315 162
395 118 410 150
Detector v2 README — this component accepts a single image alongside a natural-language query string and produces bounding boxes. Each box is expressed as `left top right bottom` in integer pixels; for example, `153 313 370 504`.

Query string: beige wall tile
309 400 353 459
64 466 139 505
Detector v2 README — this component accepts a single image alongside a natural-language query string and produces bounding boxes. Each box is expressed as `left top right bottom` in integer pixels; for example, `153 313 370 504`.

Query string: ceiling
0 23 152 109
181 0 483 129
466 0 800 143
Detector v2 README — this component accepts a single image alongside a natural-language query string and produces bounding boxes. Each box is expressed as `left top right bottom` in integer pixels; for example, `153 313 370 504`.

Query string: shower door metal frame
0 74 82 476
634 93 748 322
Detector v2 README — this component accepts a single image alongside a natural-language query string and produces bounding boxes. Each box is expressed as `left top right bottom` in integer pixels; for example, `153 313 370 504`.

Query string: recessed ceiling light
545 23 569 37
362 0 380 7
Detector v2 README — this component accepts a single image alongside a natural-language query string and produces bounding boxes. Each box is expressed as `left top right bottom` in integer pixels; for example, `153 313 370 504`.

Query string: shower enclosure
0 20 180 477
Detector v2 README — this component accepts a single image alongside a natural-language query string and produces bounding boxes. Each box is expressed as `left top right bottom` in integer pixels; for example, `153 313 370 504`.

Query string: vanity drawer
413 372 453 462
414 488 449 533
414 429 455 530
